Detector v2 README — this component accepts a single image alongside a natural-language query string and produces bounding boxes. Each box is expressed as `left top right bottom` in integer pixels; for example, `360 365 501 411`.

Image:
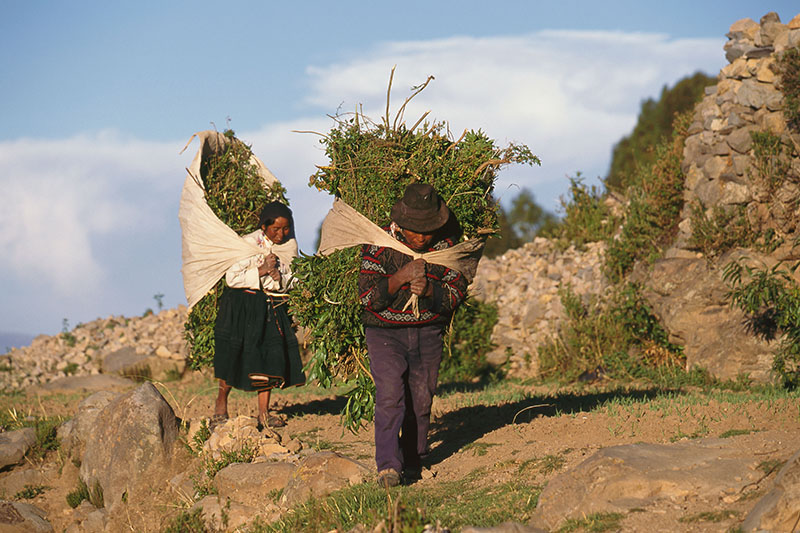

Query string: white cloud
0 29 727 334
304 30 724 208
0 132 186 296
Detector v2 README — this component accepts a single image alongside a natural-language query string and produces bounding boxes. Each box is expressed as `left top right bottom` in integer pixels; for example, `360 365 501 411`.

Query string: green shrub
689 203 755 259
538 284 683 383
183 130 289 370
290 74 539 431
750 129 792 195
777 46 800 131
164 509 207 533
723 258 800 388
604 112 689 282
552 174 616 249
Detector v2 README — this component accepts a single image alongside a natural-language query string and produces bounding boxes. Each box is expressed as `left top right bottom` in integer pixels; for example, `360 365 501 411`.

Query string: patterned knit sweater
358 227 468 328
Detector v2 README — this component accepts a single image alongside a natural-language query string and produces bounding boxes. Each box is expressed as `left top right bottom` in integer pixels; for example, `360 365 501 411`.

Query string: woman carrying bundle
211 201 305 429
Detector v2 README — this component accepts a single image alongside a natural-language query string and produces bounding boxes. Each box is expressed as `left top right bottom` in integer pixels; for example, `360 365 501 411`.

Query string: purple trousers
366 325 443 474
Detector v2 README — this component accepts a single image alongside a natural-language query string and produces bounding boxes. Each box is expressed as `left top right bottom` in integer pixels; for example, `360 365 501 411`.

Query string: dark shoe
208 414 228 432
403 467 422 482
258 413 286 429
377 468 401 488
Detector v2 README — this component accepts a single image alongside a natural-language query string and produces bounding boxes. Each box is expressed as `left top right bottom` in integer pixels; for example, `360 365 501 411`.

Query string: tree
606 71 715 191
484 188 558 257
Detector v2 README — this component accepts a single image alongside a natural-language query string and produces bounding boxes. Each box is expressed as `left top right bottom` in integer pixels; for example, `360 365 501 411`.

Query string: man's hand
388 258 427 295
409 276 430 296
396 259 426 284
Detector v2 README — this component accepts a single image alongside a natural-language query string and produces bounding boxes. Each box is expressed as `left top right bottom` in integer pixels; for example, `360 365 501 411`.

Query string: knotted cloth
318 198 484 315
179 130 297 309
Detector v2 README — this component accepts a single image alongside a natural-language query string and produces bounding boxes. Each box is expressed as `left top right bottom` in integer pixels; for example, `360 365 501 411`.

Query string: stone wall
676 12 800 249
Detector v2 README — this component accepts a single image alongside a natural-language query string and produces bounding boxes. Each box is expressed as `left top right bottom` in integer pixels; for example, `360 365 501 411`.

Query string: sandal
258 413 286 428
208 413 228 432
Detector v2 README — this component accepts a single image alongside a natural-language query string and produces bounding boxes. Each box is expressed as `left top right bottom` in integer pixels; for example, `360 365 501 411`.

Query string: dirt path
5 371 800 532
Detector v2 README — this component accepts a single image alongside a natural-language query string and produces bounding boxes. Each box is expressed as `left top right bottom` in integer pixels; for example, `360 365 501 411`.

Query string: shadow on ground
426 385 682 466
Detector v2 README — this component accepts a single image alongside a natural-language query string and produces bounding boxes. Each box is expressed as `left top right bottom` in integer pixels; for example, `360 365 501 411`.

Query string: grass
14 484 49 499
679 510 739 523
251 469 541 533
556 512 625 532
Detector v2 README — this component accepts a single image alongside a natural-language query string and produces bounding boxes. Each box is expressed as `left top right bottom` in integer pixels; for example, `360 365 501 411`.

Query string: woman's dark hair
258 201 293 229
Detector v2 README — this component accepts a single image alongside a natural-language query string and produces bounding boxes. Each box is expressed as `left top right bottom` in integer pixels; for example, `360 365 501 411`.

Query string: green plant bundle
290 74 539 431
183 130 289 370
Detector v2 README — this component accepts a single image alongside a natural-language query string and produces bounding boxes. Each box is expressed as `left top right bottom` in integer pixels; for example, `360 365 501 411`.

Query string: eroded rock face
641 252 776 382
742 448 800 532
281 451 371 508
531 439 767 531
0 500 53 532
79 383 179 511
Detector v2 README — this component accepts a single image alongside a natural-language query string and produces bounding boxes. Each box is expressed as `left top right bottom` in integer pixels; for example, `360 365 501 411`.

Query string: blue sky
1 1 798 339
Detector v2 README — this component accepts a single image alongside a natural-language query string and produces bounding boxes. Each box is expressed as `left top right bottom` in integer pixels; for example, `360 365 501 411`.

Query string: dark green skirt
214 288 305 391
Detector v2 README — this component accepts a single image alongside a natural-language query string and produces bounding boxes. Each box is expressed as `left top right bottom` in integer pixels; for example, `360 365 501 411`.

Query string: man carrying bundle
358 183 468 488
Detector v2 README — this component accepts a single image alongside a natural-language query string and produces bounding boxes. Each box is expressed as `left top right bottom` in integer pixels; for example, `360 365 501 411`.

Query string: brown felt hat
390 183 450 233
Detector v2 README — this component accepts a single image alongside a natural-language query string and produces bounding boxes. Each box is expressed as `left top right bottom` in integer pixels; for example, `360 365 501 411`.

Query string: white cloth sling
179 130 297 309
318 198 484 315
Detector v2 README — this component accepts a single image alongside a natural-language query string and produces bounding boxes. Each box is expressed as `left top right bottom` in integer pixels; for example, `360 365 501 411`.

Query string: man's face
400 227 435 251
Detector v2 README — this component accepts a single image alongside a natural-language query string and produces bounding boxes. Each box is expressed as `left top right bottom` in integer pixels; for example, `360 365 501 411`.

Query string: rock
80 382 180 511
742 447 800 531
0 468 45 498
462 523 546 533
0 500 53 532
214 461 296 508
192 495 279 532
641 254 775 382
58 391 117 459
0 429 36 470
737 79 783 110
281 451 371 508
530 439 765 531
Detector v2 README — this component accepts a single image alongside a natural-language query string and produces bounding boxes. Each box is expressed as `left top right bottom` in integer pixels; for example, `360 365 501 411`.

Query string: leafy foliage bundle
183 130 288 370
289 75 539 431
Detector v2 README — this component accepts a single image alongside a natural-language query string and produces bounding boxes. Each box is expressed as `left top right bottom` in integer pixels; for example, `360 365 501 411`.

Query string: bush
604 112 689 282
552 174 616 249
777 46 800 132
290 74 539 431
538 283 683 383
723 258 800 388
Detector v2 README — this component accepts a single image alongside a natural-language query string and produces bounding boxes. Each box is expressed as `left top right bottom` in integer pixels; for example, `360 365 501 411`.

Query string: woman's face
263 216 291 244
400 228 435 251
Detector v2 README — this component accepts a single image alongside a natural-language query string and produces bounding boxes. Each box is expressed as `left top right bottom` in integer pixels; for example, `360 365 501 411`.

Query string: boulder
281 451 371 508
742 447 800 532
214 461 296 508
641 254 776 382
57 391 117 459
530 439 765 531
0 429 36 471
0 500 52 532
79 382 180 511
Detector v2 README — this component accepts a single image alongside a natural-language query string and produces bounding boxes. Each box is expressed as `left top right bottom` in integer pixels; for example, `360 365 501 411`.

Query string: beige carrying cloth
179 130 298 309
318 198 484 315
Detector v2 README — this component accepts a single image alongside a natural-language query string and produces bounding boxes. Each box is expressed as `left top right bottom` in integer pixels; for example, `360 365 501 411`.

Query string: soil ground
3 369 800 532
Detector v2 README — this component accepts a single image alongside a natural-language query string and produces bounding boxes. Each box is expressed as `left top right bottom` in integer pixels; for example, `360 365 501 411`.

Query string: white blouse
225 229 294 293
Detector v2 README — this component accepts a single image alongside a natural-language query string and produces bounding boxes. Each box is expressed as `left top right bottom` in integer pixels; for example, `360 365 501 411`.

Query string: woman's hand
258 253 281 281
